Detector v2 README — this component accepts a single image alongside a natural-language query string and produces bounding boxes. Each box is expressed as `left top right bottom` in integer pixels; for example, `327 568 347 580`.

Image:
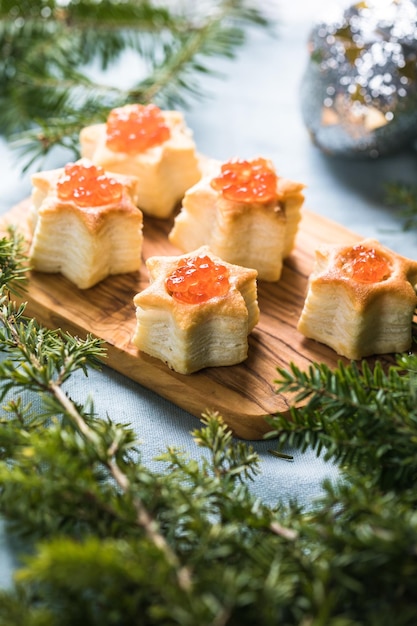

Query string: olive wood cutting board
0 199 400 439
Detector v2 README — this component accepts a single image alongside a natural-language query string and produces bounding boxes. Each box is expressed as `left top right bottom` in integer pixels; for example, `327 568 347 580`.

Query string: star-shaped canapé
169 157 305 281
298 238 417 359
29 158 143 289
132 245 259 374
79 103 202 218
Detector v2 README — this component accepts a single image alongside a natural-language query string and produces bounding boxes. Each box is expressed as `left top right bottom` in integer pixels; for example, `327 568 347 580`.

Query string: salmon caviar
165 255 230 304
339 244 391 283
105 103 171 153
57 162 123 207
210 157 278 203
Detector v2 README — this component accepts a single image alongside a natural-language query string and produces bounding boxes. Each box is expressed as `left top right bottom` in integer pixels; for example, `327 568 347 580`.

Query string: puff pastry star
80 106 201 218
28 159 143 289
132 246 260 374
298 238 417 359
169 157 305 281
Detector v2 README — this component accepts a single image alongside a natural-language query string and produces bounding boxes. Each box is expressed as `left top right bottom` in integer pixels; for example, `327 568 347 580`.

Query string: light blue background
1 0 416 588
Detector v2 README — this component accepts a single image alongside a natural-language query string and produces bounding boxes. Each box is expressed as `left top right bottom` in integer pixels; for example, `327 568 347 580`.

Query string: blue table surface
1 0 416 588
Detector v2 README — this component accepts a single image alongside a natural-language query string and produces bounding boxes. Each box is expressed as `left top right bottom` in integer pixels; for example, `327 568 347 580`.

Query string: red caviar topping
165 255 230 304
339 244 391 283
105 103 170 153
210 157 278 203
57 162 123 207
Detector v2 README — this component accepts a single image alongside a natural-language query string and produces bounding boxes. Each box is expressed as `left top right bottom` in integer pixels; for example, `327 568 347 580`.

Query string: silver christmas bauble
301 0 417 158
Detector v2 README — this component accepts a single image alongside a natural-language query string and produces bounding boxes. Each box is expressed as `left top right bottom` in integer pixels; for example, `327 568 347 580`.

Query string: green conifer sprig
0 0 271 169
268 356 417 491
0 292 105 399
0 228 27 294
2 224 417 623
384 180 417 231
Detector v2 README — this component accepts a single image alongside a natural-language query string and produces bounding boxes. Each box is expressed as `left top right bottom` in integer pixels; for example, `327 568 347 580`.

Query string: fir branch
0 299 105 396
384 180 417 230
2 213 417 622
0 288 191 591
268 357 417 491
192 410 261 482
0 227 28 294
0 0 272 169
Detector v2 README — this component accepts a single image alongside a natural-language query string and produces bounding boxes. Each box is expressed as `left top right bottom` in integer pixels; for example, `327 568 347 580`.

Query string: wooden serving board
0 199 385 439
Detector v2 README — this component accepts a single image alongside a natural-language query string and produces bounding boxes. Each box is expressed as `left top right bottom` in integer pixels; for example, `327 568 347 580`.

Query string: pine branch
0 276 192 591
2 212 417 622
268 356 417 491
384 180 417 231
191 410 261 482
0 0 272 170
0 227 28 294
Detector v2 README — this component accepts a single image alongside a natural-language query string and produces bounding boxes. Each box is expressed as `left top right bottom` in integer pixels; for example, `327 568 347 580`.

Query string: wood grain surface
1 199 394 439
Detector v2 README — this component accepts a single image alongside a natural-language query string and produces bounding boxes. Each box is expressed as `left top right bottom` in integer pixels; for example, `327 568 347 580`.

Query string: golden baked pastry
132 245 259 374
28 159 143 289
79 103 201 218
168 157 305 281
298 238 417 359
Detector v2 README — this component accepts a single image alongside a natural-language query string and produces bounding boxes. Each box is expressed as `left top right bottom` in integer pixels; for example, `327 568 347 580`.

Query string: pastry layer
298 238 417 359
28 160 143 289
133 246 259 374
80 110 202 218
169 158 305 281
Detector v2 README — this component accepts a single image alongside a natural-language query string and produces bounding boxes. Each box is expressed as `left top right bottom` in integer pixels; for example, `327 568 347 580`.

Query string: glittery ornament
301 0 417 158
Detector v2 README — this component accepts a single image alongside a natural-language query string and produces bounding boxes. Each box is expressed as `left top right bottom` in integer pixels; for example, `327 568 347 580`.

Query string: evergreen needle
268 449 294 461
